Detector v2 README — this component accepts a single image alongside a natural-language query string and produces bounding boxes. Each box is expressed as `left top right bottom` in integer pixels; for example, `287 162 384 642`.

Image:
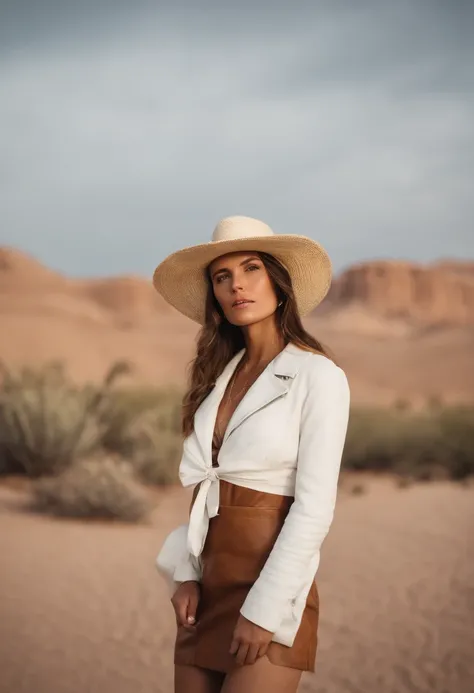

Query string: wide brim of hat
152 234 332 325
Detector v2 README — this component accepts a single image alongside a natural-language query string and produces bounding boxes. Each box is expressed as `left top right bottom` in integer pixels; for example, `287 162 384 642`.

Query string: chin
226 311 272 327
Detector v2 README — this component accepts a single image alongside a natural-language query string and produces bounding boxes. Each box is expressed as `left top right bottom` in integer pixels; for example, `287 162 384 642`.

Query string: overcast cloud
1 0 473 278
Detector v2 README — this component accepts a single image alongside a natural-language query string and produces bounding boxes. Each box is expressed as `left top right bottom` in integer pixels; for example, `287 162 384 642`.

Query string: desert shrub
99 386 182 458
31 457 153 522
112 391 182 486
0 360 130 477
434 406 474 480
343 406 474 480
342 408 409 472
0 360 184 487
131 422 182 486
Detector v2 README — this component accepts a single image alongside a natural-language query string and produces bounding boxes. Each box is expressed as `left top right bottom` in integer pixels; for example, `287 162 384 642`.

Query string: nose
231 270 244 293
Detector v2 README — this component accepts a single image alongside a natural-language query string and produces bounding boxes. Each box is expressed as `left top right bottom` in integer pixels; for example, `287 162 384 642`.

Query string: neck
240 315 286 367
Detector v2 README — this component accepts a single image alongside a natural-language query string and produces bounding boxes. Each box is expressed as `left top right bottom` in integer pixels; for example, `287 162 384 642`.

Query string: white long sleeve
240 357 350 633
155 523 201 592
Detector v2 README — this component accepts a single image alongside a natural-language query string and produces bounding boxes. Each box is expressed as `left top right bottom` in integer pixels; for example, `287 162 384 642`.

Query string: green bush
31 457 153 522
342 405 474 481
97 387 183 485
435 407 474 480
131 421 182 486
99 386 182 458
0 361 131 477
0 361 183 486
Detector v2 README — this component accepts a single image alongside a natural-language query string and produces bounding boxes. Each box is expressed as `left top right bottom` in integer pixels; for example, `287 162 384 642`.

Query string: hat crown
212 216 274 242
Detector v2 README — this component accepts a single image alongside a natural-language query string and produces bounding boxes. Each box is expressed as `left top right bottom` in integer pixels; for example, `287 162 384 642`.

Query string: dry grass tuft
0 360 131 477
0 362 183 489
31 457 153 523
342 405 474 481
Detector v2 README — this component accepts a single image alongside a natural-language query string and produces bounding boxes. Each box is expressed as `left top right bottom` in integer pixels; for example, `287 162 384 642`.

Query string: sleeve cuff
240 586 290 633
173 554 201 584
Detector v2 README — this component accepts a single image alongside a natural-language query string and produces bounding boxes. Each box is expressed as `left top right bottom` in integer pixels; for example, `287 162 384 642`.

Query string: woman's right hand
171 580 201 630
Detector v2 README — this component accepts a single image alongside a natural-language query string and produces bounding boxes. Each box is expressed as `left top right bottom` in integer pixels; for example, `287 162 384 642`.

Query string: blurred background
0 1 473 692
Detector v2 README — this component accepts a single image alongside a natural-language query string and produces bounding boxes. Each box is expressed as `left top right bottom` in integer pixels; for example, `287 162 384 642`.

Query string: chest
212 367 262 460
188 353 308 473
211 377 303 471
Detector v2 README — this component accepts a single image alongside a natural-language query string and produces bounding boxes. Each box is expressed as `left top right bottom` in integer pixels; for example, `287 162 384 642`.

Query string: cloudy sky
1 0 473 278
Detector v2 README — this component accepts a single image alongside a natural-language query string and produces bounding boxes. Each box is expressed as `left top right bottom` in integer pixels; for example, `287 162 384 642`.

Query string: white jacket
156 342 350 647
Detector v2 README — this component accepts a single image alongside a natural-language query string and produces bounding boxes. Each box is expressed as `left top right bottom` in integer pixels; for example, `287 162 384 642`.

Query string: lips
232 299 254 308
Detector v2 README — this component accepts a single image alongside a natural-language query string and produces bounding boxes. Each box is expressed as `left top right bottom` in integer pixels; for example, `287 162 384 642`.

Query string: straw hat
152 216 332 325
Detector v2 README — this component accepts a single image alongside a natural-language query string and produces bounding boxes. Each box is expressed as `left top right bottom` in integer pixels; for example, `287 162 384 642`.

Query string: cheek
212 283 228 307
251 272 277 305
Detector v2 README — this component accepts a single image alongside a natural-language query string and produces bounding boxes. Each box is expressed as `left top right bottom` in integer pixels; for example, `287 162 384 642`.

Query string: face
209 251 279 326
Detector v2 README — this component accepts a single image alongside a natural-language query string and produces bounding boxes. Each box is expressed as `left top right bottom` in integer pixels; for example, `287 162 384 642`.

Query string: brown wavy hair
181 251 333 437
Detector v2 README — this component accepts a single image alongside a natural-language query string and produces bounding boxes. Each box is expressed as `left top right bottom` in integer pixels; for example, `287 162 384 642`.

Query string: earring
278 300 283 307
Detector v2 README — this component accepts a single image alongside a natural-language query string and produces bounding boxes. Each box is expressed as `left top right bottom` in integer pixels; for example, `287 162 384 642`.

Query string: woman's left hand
229 614 274 666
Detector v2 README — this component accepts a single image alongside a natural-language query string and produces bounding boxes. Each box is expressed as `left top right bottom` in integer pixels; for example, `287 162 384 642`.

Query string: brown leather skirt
174 480 319 674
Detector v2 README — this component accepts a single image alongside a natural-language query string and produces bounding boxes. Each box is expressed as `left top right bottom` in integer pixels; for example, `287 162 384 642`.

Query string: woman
153 216 350 693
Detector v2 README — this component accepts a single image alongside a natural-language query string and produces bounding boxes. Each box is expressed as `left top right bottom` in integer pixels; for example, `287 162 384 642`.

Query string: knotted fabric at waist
182 465 297 558
187 466 220 557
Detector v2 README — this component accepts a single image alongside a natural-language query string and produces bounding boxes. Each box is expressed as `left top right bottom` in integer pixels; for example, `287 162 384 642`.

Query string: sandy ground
0 478 473 693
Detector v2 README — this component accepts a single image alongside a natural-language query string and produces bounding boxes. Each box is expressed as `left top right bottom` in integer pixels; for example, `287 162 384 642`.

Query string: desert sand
1 477 473 693
1 246 473 692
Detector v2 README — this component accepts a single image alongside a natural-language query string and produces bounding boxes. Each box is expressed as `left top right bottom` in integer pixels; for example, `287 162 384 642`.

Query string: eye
215 272 229 284
246 264 260 272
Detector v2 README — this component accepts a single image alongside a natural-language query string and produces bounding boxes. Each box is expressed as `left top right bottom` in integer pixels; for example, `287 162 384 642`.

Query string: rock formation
321 260 474 327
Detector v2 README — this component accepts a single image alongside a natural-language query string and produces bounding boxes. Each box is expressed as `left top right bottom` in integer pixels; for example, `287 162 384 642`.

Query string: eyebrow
211 256 261 279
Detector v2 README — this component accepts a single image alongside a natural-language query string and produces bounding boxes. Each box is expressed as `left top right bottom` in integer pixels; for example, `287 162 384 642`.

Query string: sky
1 0 473 279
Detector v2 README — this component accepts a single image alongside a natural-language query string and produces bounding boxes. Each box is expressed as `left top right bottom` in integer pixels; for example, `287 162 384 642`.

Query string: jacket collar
193 342 304 463
270 342 302 379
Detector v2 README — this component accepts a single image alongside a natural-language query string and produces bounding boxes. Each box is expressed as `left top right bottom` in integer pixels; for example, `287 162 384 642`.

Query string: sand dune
0 478 473 693
0 246 473 405
308 321 474 406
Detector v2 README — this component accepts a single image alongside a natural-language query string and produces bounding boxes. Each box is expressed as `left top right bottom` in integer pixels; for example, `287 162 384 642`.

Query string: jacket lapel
222 343 301 444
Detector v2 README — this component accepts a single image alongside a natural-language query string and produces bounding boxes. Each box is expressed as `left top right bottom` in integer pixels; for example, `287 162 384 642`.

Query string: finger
258 641 269 659
229 637 239 656
176 597 189 628
245 643 261 666
186 591 199 627
235 643 249 667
